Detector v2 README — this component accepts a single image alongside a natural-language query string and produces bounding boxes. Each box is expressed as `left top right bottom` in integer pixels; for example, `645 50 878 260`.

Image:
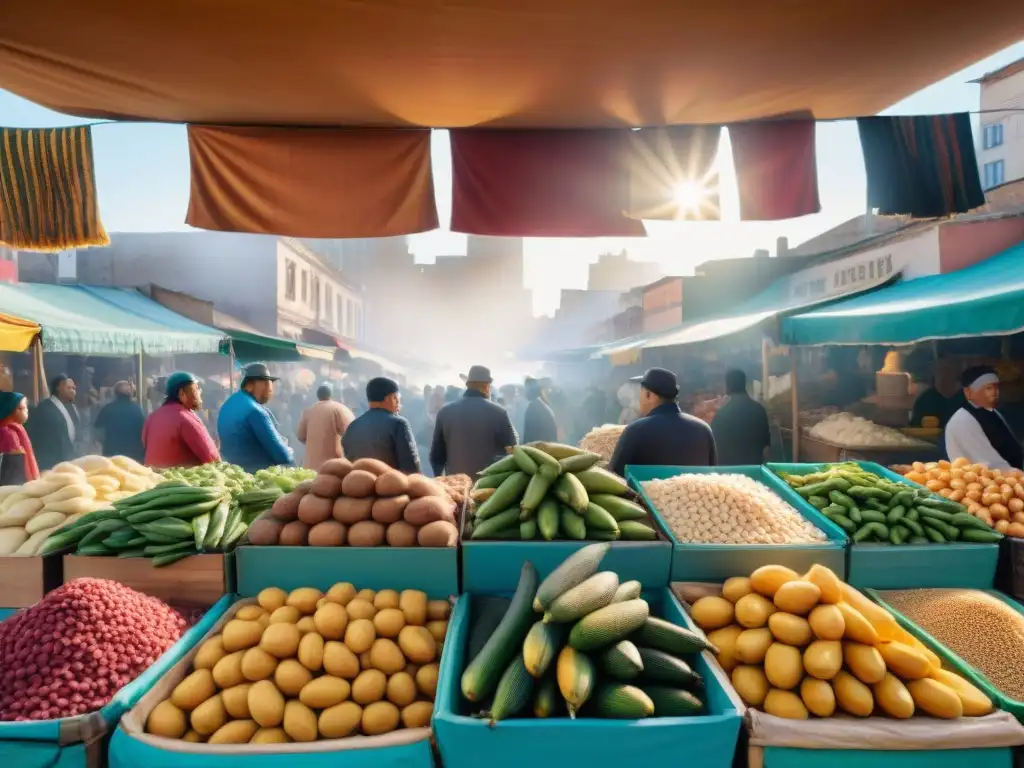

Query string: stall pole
31 336 40 404
228 341 236 388
790 346 800 461
761 337 770 403
137 352 145 414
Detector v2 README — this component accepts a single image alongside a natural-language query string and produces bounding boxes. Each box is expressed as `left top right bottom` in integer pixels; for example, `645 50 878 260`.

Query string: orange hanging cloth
0 125 109 251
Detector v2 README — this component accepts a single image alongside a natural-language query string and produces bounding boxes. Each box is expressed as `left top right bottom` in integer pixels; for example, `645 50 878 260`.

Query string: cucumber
917 496 967 515
633 616 716 655
192 512 211 551
917 506 954 523
40 524 95 555
532 675 562 718
556 645 595 718
544 571 619 624
471 506 521 539
528 441 587 459
512 445 539 475
461 561 538 702
125 497 224 524
533 541 610 612
479 455 518 477
619 521 657 541
521 446 562 480
587 528 620 541
489 655 535 724
522 620 568 677
519 519 537 540
475 473 530 520
520 472 554 514
473 471 515 491
76 543 113 556
806 495 829 509
204 500 230 549
960 527 1003 543
152 550 194 567
554 473 589 514
560 506 587 540
612 580 642 603
858 509 887 524
592 683 654 718
78 518 127 547
950 512 992 532
638 647 703 689
642 685 703 716
140 517 195 539
467 597 512 661
61 507 121 530
568 599 649 651
886 505 906 525
575 468 630 497
143 540 195 556
582 502 618 532
537 499 560 541
557 453 602 473
600 640 644 680
590 494 647 521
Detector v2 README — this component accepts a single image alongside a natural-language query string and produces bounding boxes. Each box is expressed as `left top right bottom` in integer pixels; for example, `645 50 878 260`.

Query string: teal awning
0 283 225 355
224 329 335 363
782 242 1024 346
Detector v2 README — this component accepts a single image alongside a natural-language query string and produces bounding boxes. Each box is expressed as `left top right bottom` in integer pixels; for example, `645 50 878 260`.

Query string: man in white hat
945 366 1023 470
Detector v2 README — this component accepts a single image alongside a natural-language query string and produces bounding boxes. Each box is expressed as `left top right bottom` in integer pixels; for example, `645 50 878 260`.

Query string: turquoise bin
628 465 847 582
0 608 15 621
433 588 743 768
767 462 998 589
234 542 459 596
0 594 233 768
758 745 1012 768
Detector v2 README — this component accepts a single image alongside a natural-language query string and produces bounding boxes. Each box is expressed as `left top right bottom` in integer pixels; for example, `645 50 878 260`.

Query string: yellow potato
257 587 288 612
398 626 437 665
283 700 318 742
318 701 362 739
296 616 317 635
344 618 376 654
313 602 349 641
193 635 226 671
286 587 324 615
275 659 313 697
248 680 285 728
297 632 325 672
386 671 418 707
374 589 401 610
426 620 448 644
299 675 351 709
323 641 361 679
222 620 263 652
269 606 301 625
362 701 400 735
355 588 377 603
401 701 433 729
250 727 291 744
208 719 259 744
426 600 451 621
260 623 301 659
146 700 187 738
346 599 377 621
234 605 267 622
241 647 278 682
171 669 217 712
325 582 357 606
369 638 406 675
398 590 427 625
415 663 439 699
221 684 253 719
351 669 387 705
373 608 406 639
190 694 227 736
212 651 246 689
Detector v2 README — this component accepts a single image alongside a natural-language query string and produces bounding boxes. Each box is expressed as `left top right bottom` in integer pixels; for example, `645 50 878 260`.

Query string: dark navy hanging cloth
857 113 985 218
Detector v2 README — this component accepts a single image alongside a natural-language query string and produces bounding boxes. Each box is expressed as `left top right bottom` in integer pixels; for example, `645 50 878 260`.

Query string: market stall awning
781 241 1024 346
0 283 224 355
225 329 335 364
0 312 40 353
1 2 1022 128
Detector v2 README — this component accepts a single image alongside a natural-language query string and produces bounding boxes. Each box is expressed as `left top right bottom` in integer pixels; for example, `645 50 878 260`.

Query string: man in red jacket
142 372 220 468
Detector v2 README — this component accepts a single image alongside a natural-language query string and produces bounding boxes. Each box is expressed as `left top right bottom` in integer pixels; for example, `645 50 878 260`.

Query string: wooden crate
0 554 63 609
62 554 228 608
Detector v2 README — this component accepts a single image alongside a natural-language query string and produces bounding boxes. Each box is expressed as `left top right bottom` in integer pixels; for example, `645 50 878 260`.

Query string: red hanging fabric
730 119 821 221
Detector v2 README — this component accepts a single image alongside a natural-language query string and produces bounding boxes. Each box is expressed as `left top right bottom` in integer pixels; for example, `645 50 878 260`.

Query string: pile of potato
246 458 459 548
146 583 449 743
0 455 161 556
895 458 1024 537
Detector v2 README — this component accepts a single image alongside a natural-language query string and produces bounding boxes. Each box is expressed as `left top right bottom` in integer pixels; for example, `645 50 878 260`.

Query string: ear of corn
544 572 619 624
533 541 610 612
556 646 595 718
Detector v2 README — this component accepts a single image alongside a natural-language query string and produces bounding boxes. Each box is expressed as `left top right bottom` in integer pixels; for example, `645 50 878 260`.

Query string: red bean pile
0 578 186 721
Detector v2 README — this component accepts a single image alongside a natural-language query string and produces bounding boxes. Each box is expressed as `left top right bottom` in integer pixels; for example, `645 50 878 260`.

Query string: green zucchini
519 519 538 540
582 502 618 531
618 521 657 540
520 472 554 515
589 494 647 521
204 500 230 549
960 527 1003 543
512 445 539 475
575 468 630 497
557 453 602 473
642 685 703 716
489 655 535 724
471 506 521 539
638 648 703 689
475 472 530 520
632 616 716 655
478 454 518 477
537 499 560 541
600 640 644 680
592 683 654 718
560 506 587 540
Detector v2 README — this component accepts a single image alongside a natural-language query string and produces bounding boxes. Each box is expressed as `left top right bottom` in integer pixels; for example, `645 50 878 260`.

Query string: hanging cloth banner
858 113 985 218
185 126 438 238
730 119 821 221
0 125 108 251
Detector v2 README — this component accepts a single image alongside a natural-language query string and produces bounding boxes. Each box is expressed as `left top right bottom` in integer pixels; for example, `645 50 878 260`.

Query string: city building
974 56 1024 190
586 250 664 292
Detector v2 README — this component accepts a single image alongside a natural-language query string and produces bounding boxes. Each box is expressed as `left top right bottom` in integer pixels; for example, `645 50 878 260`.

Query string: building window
325 290 333 326
347 302 356 338
984 160 1005 190
983 123 1004 150
312 277 320 311
301 270 308 302
285 261 296 300
336 297 343 332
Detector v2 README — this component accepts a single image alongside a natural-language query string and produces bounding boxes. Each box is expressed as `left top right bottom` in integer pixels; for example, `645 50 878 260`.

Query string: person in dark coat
342 377 421 474
430 365 518 477
26 374 81 470
522 377 558 444
93 380 145 462
710 369 772 465
609 368 717 477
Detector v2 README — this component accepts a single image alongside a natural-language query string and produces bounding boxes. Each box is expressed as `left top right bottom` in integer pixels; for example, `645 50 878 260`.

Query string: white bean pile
641 473 828 544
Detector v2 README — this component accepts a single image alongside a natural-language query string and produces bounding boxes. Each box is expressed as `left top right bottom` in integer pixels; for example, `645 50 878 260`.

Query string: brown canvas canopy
2 0 1023 128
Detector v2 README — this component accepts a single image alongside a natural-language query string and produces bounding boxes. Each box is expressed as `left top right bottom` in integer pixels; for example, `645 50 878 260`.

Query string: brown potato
374 589 400 610
385 520 418 547
375 471 410 497
342 469 379 497
404 496 456 526
247 517 283 546
374 608 406 638
406 474 447 499
319 458 353 480
346 598 377 621
270 493 301 521
274 659 313 696
308 520 347 547
311 473 344 499
352 458 392 476
417 520 458 548
348 520 386 547
297 494 334 526
372 495 409 525
332 496 374 525
278 520 310 546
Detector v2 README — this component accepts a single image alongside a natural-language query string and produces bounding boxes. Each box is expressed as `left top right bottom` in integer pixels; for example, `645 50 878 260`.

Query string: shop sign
789 253 894 302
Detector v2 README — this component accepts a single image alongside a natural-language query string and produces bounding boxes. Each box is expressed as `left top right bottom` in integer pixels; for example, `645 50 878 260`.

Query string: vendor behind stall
945 366 1023 470
218 363 294 473
608 368 717 477
711 369 771 465
142 372 220 468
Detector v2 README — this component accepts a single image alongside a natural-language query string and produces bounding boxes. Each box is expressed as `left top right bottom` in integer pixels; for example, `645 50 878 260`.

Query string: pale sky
1 40 1022 315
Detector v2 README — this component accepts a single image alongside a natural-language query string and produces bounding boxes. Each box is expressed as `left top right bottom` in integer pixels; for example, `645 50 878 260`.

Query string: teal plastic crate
235 542 459 596
0 608 14 622
0 595 232 768
760 746 1012 768
868 588 1024 722
628 465 847 582
768 462 998 590
433 588 743 768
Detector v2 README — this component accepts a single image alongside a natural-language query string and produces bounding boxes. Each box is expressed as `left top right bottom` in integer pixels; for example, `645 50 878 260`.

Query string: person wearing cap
523 376 558 444
945 366 1023 470
26 374 81 470
711 369 772 465
218 363 294 473
93 381 145 462
297 383 356 471
430 365 518 477
342 377 421 474
608 367 717 477
142 372 220 468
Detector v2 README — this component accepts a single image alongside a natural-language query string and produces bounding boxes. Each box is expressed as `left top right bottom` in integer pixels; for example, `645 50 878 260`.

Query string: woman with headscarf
0 392 40 485
142 372 221 468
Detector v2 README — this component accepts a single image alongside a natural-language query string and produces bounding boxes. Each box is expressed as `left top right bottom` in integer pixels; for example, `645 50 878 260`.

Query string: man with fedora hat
430 365 518 477
609 367 717 477
217 363 294 473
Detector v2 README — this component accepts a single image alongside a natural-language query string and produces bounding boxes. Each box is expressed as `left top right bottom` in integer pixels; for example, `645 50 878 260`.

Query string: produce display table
772 461 999 590
628 465 847 582
0 553 62 609
433 588 743 768
0 595 232 768
62 553 232 608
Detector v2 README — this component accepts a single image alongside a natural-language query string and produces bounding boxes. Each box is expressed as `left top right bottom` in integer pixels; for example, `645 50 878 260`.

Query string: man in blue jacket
217 363 294 473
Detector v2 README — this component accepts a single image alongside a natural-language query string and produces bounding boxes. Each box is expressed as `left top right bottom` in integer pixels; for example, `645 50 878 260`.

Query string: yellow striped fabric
0 125 108 251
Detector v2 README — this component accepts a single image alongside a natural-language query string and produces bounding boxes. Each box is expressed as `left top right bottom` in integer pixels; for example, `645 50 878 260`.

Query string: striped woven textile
0 125 108 251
